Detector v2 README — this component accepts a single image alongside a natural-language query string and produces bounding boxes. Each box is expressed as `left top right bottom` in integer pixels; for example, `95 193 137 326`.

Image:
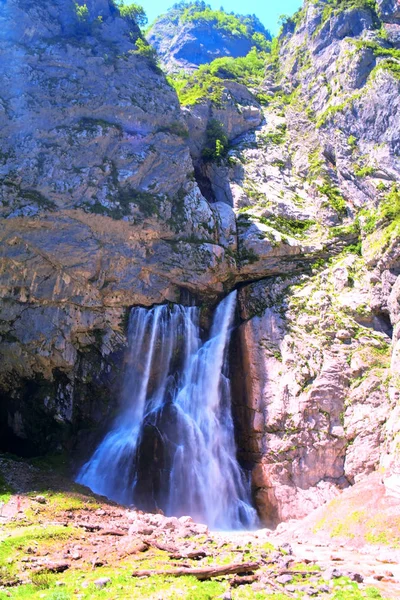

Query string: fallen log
147 540 178 553
230 574 259 587
132 561 260 580
100 529 126 537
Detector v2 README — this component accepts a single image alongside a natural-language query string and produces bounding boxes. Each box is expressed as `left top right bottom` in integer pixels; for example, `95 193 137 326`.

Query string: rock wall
0 0 236 452
1 0 400 527
221 0 400 523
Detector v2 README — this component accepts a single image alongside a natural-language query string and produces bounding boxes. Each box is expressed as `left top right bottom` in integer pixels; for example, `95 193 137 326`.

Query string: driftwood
230 573 259 587
100 529 126 537
147 540 177 553
132 561 260 580
143 539 208 560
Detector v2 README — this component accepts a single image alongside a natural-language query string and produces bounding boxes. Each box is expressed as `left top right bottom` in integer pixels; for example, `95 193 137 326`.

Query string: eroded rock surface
1 0 400 531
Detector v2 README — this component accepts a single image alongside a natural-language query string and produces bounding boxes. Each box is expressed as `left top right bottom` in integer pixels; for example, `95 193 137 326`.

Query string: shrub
168 47 268 106
133 38 158 62
202 119 228 161
117 1 147 27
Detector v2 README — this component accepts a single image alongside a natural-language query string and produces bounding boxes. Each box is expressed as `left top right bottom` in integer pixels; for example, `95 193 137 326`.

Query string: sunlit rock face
1 0 400 530
222 0 400 523
146 5 271 74
0 0 238 452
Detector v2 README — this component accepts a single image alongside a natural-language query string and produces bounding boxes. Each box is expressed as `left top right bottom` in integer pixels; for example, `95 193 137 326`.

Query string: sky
140 0 303 35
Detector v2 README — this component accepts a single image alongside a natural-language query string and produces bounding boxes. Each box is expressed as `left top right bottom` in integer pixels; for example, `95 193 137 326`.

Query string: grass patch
0 473 13 504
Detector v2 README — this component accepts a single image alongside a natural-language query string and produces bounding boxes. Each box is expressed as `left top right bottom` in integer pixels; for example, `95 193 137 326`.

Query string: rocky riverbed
0 456 399 599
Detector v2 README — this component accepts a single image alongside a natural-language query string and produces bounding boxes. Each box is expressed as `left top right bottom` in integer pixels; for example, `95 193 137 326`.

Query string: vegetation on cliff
168 47 269 105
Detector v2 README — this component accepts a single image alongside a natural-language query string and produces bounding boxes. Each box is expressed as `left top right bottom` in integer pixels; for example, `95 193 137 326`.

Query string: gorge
0 0 400 551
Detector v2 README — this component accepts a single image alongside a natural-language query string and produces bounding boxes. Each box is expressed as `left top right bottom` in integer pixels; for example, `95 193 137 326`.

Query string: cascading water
77 291 257 529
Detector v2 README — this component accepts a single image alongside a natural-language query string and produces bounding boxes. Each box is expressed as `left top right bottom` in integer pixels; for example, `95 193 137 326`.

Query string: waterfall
77 291 257 530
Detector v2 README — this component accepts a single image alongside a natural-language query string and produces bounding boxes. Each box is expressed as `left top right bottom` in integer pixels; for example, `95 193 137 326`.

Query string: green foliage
354 165 375 177
202 119 228 161
74 2 91 34
353 39 400 61
74 2 89 22
178 2 271 48
348 135 357 150
169 47 268 106
73 2 104 35
318 0 379 33
258 215 316 238
316 92 362 128
251 31 271 51
0 473 13 503
265 128 287 145
352 40 400 80
307 148 325 180
360 185 400 234
318 179 347 218
380 184 400 220
133 37 158 62
117 1 147 27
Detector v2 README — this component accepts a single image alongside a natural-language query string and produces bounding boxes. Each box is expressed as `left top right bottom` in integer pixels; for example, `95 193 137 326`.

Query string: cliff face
1 0 400 525
225 0 400 523
146 4 271 73
0 0 236 454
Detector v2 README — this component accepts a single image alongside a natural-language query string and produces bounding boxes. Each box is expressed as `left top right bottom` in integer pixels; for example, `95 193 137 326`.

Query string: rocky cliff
1 0 400 527
0 0 236 455
146 2 271 73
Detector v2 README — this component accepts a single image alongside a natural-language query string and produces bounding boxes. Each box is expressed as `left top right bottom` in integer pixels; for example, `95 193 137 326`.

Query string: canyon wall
0 0 399 525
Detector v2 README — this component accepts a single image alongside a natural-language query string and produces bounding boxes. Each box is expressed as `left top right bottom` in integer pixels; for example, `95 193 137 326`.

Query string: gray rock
323 567 343 580
94 577 111 589
276 574 293 584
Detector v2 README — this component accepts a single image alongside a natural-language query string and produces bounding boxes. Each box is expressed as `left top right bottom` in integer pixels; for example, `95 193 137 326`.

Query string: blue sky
141 0 303 35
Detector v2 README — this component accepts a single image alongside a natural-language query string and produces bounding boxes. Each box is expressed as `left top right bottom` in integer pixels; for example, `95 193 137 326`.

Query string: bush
117 1 147 27
168 47 268 106
202 119 228 161
133 37 158 62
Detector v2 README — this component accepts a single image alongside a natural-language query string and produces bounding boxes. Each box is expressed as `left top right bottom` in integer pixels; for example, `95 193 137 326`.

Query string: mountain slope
146 2 271 73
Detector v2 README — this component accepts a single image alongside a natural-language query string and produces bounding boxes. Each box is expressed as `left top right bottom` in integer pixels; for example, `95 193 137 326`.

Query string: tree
116 1 148 27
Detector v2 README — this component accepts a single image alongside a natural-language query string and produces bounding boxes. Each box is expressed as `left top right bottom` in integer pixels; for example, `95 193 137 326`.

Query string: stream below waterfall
77 291 257 530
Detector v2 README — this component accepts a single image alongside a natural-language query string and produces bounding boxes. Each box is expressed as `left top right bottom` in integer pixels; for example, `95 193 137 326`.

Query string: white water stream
77 292 257 529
